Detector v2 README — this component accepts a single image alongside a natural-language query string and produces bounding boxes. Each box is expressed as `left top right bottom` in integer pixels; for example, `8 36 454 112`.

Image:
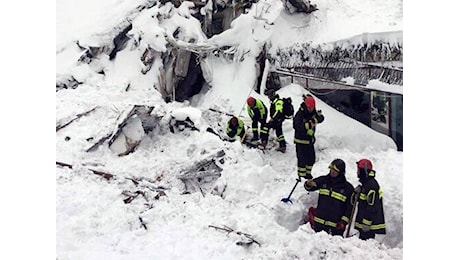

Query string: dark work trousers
359 231 376 240
267 120 286 148
314 223 344 237
296 143 315 178
252 119 267 140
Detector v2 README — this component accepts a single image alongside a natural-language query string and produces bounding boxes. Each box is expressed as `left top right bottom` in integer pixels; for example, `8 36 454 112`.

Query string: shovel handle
281 178 301 203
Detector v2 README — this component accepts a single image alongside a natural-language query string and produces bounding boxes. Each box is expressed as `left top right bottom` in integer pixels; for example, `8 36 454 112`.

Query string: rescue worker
226 116 246 142
246 96 268 142
262 89 286 152
304 158 354 237
354 159 386 240
293 94 324 179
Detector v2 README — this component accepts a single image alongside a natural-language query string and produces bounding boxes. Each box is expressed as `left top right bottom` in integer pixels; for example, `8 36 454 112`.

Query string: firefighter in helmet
262 89 287 152
246 96 268 142
293 94 324 180
354 159 386 240
304 158 355 236
226 116 246 142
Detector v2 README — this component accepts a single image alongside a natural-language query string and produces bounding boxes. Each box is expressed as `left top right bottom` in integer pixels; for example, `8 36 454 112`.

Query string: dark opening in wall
174 52 205 102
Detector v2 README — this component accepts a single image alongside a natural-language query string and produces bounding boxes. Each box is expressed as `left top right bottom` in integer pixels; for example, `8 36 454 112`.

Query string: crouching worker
304 159 354 236
226 116 247 143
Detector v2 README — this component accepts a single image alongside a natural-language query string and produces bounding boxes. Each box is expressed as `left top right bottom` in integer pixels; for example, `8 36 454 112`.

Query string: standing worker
293 94 324 179
262 89 287 152
246 96 268 142
354 159 386 240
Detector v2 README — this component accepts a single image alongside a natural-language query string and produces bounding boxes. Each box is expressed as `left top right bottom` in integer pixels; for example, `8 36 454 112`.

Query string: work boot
276 146 286 153
258 140 268 149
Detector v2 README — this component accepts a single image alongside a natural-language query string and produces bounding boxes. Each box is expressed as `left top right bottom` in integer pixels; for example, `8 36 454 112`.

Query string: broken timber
56 106 98 132
56 161 115 180
208 225 261 247
86 105 155 153
178 150 225 196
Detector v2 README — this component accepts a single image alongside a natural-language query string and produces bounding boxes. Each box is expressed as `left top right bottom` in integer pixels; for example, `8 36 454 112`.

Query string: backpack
282 97 294 119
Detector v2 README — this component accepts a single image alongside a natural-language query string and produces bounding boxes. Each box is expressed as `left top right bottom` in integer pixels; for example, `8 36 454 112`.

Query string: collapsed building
56 0 403 154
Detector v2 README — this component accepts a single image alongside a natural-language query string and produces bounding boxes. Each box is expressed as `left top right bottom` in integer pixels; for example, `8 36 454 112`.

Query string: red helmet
247 97 256 107
230 116 238 126
305 96 316 109
357 159 373 171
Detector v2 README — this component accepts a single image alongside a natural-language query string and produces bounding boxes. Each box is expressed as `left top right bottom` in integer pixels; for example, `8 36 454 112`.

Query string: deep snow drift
55 0 404 259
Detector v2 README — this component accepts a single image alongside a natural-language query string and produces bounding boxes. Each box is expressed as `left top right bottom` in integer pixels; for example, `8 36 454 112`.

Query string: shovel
281 178 301 203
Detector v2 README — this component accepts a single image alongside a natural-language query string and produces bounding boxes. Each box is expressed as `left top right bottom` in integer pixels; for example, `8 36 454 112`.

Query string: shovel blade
281 198 292 203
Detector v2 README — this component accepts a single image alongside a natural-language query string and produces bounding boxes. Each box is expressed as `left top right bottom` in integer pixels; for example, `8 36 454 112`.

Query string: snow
53 0 407 259
7 0 457 259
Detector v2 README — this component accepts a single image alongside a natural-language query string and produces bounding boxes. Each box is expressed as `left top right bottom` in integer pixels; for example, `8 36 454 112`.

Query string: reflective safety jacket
305 174 354 229
247 98 268 123
354 175 386 234
293 102 324 145
269 96 284 122
226 117 245 139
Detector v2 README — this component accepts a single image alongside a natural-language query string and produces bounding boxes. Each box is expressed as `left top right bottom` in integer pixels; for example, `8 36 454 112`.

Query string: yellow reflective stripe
329 164 340 172
367 190 376 206
314 216 337 227
252 128 258 131
314 216 325 224
341 216 349 223
325 221 337 227
319 189 347 203
298 167 307 176
379 188 383 199
260 129 268 134
359 193 367 200
278 135 285 141
294 138 310 144
247 107 254 118
369 170 375 177
319 189 330 196
331 191 347 202
371 224 386 230
355 222 386 230
272 99 283 118
362 219 372 225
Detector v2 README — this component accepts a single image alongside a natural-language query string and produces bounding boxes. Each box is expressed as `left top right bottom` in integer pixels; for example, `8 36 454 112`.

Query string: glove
307 128 314 136
336 221 346 230
304 179 316 188
361 225 371 232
